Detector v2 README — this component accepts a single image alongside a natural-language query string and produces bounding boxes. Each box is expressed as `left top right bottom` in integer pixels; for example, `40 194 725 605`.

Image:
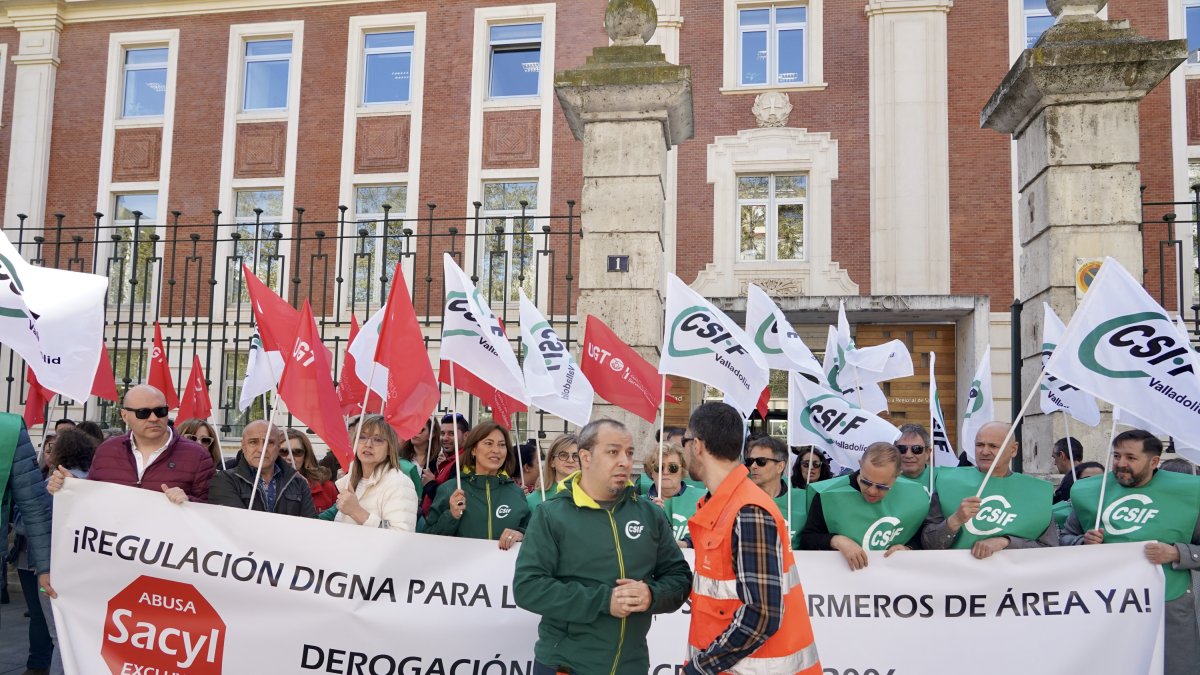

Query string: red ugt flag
148 322 179 409
337 314 384 416
92 342 119 403
23 366 53 428
278 301 354 470
177 355 212 421
580 316 675 424
376 266 440 439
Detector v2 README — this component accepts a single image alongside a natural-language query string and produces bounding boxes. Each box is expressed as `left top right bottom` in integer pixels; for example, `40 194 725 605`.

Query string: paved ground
1 565 38 675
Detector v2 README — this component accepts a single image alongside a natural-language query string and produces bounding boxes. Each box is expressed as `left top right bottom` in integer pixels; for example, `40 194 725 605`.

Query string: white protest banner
660 273 767 417
51 481 1163 675
0 232 108 403
518 289 594 427
960 346 995 463
1040 303 1101 427
787 372 900 468
1045 257 1200 453
744 284 823 378
441 253 527 403
929 352 958 468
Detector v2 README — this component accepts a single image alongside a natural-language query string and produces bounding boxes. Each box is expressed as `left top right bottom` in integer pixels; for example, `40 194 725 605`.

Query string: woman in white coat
332 414 418 532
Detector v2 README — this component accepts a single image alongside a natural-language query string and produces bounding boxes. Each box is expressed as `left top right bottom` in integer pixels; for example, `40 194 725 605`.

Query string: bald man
921 421 1057 559
48 385 214 503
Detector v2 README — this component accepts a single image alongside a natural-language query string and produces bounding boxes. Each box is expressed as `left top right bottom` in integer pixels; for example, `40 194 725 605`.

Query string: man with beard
514 419 691 675
1062 429 1200 675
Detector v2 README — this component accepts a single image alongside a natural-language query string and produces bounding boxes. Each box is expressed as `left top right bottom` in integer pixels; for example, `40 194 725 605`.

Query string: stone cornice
864 0 953 17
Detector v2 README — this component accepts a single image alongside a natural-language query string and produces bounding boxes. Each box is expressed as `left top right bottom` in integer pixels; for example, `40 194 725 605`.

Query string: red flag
92 342 119 402
756 386 770 420
376 266 440 438
337 315 384 416
242 264 332 362
278 301 354 471
23 366 53 429
439 360 527 430
580 316 674 424
148 322 179 409
177 355 212 421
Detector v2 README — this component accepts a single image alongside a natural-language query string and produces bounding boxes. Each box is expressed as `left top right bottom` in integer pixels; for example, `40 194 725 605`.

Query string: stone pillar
866 0 953 295
3 1 64 234
555 0 693 443
980 0 1185 470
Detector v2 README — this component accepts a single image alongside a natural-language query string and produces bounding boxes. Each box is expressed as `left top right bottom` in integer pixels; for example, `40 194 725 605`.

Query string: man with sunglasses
800 442 929 570
895 424 933 484
745 436 807 548
48 385 214 504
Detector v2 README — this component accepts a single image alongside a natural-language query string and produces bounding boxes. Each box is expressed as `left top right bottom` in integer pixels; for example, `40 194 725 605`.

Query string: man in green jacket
514 418 692 675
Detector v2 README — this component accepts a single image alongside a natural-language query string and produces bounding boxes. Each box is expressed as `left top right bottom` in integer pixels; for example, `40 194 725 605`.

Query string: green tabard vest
911 465 938 498
661 486 703 541
1051 500 1072 530
810 474 930 550
1071 471 1200 601
772 486 808 549
935 467 1052 550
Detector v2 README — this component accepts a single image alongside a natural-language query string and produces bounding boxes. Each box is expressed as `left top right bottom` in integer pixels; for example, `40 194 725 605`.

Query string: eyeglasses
895 444 926 455
800 459 824 469
184 434 215 447
858 475 894 492
554 452 579 462
279 447 306 457
744 457 783 468
122 406 170 420
357 436 389 447
663 463 682 475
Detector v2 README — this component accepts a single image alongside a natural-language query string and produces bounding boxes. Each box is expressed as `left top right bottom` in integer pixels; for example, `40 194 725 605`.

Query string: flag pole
248 343 288 511
531 403 546 502
426 411 438 475
656 377 667 500
1093 413 1120 532
976 369 1047 497
928 352 936 500
785 448 794 547
356 359 381 421
450 362 462 491
1062 411 1077 483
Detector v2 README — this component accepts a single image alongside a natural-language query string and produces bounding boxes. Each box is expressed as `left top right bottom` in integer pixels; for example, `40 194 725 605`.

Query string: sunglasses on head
184 434 215 447
895 444 926 455
122 406 170 420
744 457 782 468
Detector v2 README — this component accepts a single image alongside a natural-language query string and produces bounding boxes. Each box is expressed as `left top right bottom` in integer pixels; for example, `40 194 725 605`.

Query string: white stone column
866 0 953 295
3 2 63 236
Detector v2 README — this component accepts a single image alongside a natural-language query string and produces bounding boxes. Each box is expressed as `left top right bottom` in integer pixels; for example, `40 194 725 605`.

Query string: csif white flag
0 232 108 403
744 284 823 378
929 352 958 468
960 346 994 463
1114 405 1200 465
821 304 889 413
659 274 768 417
441 254 527 403
1039 303 1101 427
238 331 284 412
788 372 901 468
348 305 389 398
518 290 594 427
1043 258 1200 453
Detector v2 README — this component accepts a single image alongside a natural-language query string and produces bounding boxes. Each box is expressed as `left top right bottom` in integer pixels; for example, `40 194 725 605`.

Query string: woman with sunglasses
178 418 222 469
283 428 339 512
426 420 531 550
527 434 578 510
644 443 701 545
790 447 833 489
328 414 418 532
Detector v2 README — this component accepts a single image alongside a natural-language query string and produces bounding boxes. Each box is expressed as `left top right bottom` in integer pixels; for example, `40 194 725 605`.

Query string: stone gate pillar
555 0 693 442
980 0 1185 470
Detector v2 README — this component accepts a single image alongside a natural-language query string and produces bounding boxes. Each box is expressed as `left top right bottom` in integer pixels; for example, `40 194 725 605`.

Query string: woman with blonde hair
527 433 578 509
644 443 702 544
328 414 418 532
177 418 222 468
282 428 339 512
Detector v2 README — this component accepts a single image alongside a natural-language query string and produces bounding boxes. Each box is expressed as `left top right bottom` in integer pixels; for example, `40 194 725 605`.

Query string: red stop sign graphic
101 575 226 675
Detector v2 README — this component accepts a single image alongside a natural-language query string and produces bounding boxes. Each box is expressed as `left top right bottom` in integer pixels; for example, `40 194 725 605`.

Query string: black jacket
207 452 316 518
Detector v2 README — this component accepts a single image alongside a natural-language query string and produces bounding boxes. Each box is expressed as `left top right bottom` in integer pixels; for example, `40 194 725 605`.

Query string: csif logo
962 379 985 417
667 307 749 358
624 520 645 539
1079 312 1195 379
964 495 1017 536
496 504 511 519
1102 494 1159 536
862 516 904 550
444 291 504 340
753 315 796 355
800 394 870 444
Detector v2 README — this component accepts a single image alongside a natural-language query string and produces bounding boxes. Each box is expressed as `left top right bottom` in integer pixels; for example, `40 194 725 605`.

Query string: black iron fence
1141 185 1199 341
3 200 582 439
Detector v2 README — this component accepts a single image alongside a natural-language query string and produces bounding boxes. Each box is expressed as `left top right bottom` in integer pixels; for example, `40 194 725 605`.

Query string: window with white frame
108 194 159 307
479 181 537 303
737 174 807 262
1024 0 1053 49
349 184 408 306
488 23 542 98
363 31 414 105
243 39 293 111
230 189 285 304
122 47 168 118
739 4 806 86
1187 0 1200 63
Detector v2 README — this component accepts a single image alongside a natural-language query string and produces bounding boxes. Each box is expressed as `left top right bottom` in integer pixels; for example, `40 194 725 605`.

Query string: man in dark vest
922 421 1057 558
800 442 929 570
1062 429 1200 675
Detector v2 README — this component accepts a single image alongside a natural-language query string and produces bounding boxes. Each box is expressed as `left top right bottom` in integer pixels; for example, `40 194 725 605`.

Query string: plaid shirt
685 504 786 675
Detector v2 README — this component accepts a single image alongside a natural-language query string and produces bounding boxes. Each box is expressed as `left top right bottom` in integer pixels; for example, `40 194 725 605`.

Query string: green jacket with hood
425 469 531 540
513 472 692 675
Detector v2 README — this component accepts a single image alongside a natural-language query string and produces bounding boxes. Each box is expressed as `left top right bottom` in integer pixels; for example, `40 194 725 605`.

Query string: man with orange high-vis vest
683 402 821 675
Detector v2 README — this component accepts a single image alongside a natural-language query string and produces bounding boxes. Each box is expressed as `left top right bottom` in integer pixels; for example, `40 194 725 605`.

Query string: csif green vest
910 464 939 498
935 467 1052 549
1071 471 1200 601
773 486 808 549
661 485 704 541
810 474 930 550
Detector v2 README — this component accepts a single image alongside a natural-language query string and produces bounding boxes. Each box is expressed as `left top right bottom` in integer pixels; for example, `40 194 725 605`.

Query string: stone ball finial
1046 0 1106 20
605 0 658 47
